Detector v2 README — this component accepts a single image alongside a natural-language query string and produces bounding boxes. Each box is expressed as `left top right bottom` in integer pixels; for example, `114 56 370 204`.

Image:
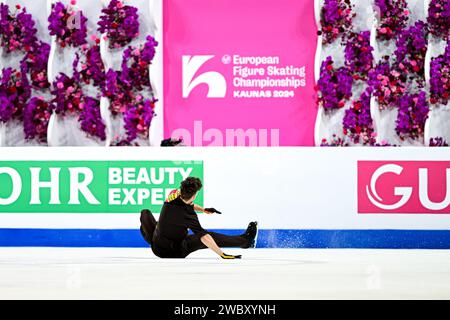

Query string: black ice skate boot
242 221 258 248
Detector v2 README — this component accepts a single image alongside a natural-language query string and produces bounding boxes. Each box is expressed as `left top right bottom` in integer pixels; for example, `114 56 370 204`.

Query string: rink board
0 148 450 248
0 229 450 249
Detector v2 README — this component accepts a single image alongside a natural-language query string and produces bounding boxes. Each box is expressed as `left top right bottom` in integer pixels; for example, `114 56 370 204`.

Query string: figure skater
140 177 258 259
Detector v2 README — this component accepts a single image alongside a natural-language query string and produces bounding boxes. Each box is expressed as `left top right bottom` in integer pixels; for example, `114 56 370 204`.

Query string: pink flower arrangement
48 1 88 48
342 89 376 145
23 97 54 143
317 56 353 111
374 0 409 41
320 0 355 44
0 3 38 53
368 61 407 109
51 74 84 115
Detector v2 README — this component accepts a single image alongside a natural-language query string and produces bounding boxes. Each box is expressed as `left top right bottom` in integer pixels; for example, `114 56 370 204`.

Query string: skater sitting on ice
139 177 258 259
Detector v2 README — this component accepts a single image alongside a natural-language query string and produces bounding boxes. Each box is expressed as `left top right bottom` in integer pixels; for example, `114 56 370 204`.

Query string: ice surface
0 248 449 299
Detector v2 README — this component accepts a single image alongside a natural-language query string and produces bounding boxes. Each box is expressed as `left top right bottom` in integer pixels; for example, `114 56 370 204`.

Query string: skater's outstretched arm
193 204 222 215
201 234 242 260
193 203 207 213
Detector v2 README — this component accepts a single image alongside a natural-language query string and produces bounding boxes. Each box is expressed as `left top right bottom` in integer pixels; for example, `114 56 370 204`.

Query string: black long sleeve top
153 192 208 248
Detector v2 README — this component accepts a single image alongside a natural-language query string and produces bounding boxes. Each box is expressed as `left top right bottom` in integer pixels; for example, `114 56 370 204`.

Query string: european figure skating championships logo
182 54 306 99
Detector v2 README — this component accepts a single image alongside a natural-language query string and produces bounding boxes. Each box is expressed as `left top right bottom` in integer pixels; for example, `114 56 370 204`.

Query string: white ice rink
0 248 449 300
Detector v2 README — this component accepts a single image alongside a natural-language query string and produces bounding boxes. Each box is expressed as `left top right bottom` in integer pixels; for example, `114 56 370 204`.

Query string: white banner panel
0 147 449 231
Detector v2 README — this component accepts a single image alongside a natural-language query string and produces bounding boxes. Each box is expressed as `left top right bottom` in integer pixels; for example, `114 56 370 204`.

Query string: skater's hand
221 253 242 260
204 208 222 214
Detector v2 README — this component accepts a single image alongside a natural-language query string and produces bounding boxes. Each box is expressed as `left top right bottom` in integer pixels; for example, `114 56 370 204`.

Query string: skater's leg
181 231 251 257
180 234 206 257
140 209 157 245
208 232 250 248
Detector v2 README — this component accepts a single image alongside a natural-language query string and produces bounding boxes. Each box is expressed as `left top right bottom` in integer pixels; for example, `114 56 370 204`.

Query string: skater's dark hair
180 177 203 200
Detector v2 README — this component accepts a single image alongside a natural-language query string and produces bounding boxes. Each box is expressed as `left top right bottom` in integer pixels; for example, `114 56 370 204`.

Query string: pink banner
358 161 450 214
163 0 317 146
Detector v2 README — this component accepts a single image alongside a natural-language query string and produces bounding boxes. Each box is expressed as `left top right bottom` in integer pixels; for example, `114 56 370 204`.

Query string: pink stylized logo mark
358 161 450 214
182 55 227 98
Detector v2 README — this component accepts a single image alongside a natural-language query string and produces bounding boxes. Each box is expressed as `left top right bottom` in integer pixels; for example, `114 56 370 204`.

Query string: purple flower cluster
320 0 355 44
51 73 83 115
48 1 87 48
0 93 14 123
103 36 158 144
52 53 107 140
396 91 429 140
0 4 38 53
374 0 409 41
430 40 450 105
342 89 376 145
344 31 374 80
121 36 158 90
20 41 51 90
0 68 31 121
429 137 449 146
123 97 156 143
394 21 428 80
427 0 450 40
103 69 134 115
52 70 107 140
103 37 157 109
23 97 54 143
317 56 353 111
78 97 106 140
73 44 105 88
368 61 407 109
98 0 139 49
